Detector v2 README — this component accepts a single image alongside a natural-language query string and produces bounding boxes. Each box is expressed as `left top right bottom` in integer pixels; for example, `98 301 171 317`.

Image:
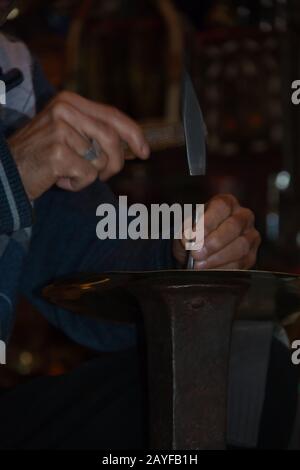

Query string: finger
52 118 89 156
193 208 254 261
215 250 258 270
208 262 240 270
102 107 150 160
50 101 125 179
53 144 98 191
193 229 258 270
124 151 138 161
204 194 240 237
49 118 110 174
57 92 150 160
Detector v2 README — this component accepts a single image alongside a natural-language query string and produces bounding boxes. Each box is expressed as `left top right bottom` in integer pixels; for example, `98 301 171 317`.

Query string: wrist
7 138 34 203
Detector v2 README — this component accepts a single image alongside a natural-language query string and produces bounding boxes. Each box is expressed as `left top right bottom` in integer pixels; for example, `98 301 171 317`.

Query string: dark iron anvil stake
43 270 300 450
129 277 243 450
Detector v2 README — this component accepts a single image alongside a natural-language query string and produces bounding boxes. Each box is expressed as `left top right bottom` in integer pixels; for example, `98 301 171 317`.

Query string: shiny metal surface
43 269 300 326
182 72 207 176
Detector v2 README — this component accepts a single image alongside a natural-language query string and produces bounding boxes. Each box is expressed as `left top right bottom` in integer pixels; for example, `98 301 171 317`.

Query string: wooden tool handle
124 121 185 159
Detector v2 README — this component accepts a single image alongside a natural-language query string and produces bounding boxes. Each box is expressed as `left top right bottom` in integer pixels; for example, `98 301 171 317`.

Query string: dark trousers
0 349 147 450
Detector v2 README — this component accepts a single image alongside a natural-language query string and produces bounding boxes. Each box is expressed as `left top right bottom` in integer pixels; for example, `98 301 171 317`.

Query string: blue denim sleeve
20 181 175 351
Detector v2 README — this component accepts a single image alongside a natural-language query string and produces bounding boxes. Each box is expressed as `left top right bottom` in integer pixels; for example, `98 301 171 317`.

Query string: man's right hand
8 91 150 201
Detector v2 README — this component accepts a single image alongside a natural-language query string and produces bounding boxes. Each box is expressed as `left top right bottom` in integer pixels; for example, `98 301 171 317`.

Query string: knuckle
227 216 240 234
49 146 63 177
226 193 239 206
214 193 238 208
51 101 67 120
51 143 64 163
56 90 72 102
226 195 239 213
207 236 222 254
208 194 238 220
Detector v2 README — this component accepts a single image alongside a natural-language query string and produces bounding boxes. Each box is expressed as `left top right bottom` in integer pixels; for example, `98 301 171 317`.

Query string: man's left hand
173 194 261 270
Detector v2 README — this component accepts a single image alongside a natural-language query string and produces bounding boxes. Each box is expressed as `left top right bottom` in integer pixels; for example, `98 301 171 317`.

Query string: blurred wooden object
65 0 93 92
154 0 184 122
65 0 184 126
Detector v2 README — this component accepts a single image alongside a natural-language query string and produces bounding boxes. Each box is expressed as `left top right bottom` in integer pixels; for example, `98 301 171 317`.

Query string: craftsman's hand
173 194 261 270
8 91 150 201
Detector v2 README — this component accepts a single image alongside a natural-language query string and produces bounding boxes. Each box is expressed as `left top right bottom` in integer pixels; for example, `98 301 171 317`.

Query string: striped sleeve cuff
0 135 33 235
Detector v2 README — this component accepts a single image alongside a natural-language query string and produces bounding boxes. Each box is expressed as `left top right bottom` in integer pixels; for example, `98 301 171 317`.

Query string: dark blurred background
2 0 300 385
